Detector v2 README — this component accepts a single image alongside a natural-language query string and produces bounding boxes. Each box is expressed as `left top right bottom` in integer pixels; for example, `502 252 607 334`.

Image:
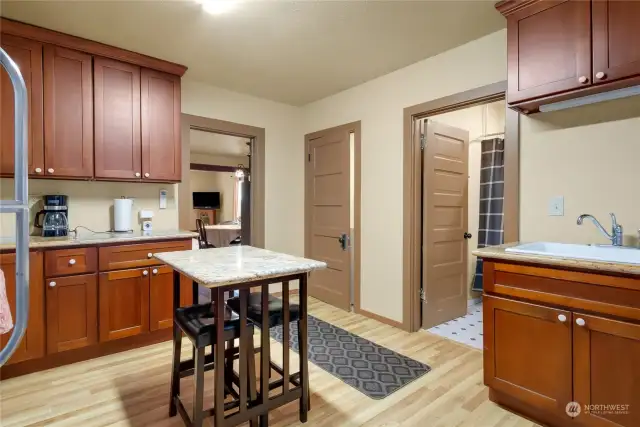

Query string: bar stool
169 302 258 427
226 290 310 407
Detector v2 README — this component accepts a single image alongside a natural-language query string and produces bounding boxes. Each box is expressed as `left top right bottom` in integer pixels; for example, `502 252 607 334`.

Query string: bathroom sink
505 242 640 265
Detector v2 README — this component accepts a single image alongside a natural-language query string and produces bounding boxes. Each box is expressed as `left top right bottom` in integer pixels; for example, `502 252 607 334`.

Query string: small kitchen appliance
34 195 69 237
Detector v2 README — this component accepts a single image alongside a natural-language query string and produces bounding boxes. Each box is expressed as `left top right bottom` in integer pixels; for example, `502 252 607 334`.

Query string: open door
421 120 469 329
305 126 351 311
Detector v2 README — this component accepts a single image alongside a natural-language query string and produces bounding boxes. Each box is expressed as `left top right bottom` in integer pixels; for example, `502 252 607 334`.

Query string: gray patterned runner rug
269 315 431 399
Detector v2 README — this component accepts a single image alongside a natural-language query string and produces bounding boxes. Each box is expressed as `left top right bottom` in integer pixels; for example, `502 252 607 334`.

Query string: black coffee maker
34 195 69 237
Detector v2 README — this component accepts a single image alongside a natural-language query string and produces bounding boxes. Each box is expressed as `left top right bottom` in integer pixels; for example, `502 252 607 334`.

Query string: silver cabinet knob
557 314 567 323
152 268 158 275
34 167 42 174
135 172 141 177
147 253 153 258
576 318 586 327
578 76 588 84
143 270 149 276
144 172 150 178
47 168 54 174
49 281 56 288
595 71 606 80
68 259 76 265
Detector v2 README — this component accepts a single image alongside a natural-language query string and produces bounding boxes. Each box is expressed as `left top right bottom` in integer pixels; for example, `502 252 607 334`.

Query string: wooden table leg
299 273 309 423
214 287 226 427
169 270 182 417
259 285 271 427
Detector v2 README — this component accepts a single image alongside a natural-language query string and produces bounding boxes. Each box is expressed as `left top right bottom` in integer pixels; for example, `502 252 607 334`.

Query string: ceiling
190 129 250 157
0 1 505 106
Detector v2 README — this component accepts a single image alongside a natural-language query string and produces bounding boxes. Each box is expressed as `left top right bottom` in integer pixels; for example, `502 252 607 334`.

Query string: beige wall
302 30 508 322
0 179 178 236
432 100 505 300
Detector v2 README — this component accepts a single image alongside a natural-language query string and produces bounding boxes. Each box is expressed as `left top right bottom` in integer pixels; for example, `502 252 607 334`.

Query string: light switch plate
159 189 167 209
548 196 564 216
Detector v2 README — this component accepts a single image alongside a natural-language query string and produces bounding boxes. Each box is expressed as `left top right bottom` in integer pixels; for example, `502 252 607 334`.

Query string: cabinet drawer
98 239 191 271
45 247 97 277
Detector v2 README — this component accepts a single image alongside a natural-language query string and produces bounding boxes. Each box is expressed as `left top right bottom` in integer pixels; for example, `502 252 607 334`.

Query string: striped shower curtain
472 138 505 291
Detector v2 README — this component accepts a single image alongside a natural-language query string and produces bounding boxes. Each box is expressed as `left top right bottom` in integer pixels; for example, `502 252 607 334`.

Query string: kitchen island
155 246 326 427
475 243 639 427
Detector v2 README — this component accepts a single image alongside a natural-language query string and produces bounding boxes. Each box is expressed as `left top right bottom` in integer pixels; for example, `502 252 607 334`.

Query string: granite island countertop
0 229 197 250
473 242 640 276
154 245 327 288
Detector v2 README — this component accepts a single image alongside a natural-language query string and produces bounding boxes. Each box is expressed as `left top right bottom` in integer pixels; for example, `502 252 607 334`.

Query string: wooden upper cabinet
505 0 592 104
484 295 572 419
592 0 640 85
46 273 98 354
573 313 640 427
141 68 181 182
43 45 93 178
0 35 44 177
94 57 142 180
0 252 45 365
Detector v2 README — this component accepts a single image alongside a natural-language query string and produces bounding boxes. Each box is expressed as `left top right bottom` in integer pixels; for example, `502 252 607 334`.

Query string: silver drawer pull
576 318 586 327
68 258 76 265
49 281 56 288
147 253 153 258
143 270 149 276
152 268 158 275
557 314 567 322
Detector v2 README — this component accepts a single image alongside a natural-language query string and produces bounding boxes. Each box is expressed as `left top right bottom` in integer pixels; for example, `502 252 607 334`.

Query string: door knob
143 270 149 276
578 76 588 84
49 281 56 288
68 259 76 265
576 318 586 327
557 314 567 322
144 173 150 178
34 167 42 174
152 268 158 275
135 172 141 177
464 232 472 239
595 71 606 80
47 168 54 174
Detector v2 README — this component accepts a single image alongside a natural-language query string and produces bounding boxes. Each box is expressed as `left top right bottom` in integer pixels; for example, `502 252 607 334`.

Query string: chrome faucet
577 213 624 246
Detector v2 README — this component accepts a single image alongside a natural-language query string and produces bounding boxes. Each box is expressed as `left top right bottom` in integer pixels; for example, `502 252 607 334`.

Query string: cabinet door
43 45 93 178
98 268 150 342
484 295 572 418
46 274 97 353
0 34 44 177
573 313 640 427
592 0 640 84
141 68 181 182
149 265 175 331
94 57 142 180
0 252 45 365
506 0 591 103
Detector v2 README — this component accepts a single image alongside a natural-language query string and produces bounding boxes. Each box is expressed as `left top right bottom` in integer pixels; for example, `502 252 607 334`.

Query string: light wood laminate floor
0 297 537 427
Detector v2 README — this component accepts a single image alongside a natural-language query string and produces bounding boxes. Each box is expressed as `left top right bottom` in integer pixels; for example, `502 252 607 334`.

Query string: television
192 192 221 209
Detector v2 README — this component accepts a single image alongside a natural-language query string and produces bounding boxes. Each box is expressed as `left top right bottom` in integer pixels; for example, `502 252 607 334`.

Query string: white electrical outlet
548 196 564 216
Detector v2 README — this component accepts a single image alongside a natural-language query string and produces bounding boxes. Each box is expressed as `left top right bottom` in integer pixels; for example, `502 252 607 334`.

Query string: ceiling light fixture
197 0 238 15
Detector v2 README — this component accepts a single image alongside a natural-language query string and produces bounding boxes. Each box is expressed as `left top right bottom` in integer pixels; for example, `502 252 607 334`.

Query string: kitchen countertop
155 245 327 288
473 242 640 276
0 229 197 250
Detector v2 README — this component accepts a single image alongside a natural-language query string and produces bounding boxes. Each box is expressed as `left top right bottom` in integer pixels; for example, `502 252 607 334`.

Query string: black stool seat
227 293 300 328
175 303 251 348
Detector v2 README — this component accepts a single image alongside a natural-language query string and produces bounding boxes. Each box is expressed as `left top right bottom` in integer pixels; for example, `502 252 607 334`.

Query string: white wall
302 30 508 323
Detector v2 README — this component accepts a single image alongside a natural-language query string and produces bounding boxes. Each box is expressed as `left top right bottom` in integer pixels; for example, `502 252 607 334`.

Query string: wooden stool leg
169 322 182 417
248 336 259 427
225 339 235 397
192 346 206 427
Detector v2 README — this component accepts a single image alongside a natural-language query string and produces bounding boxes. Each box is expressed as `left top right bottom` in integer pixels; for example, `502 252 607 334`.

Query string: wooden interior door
421 120 469 329
305 126 351 311
506 0 591 103
0 34 44 177
94 57 141 180
592 0 640 85
149 265 174 331
46 273 98 353
141 68 181 182
0 252 45 365
573 313 640 427
484 295 572 419
43 44 93 178
98 268 150 342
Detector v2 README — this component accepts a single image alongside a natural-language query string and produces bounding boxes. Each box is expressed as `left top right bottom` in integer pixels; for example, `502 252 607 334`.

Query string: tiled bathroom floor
425 302 483 350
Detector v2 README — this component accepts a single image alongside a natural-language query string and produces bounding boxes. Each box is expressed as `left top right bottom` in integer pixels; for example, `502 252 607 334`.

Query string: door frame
403 81 520 332
180 114 265 248
304 121 362 312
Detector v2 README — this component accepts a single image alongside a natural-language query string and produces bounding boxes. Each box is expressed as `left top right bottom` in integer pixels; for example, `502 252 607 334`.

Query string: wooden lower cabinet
98 268 150 342
46 273 97 353
149 265 174 331
0 252 45 365
484 295 573 419
573 313 640 427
